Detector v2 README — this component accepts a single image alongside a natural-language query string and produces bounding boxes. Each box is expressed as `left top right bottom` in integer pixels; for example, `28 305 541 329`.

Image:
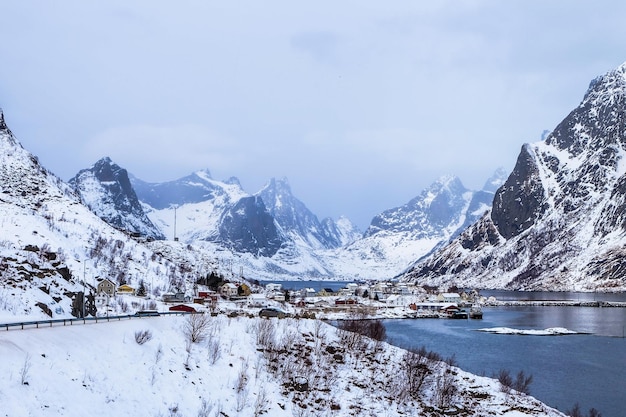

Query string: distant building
117 284 136 295
437 293 461 303
162 292 189 303
97 279 116 297
220 283 238 298
169 304 198 313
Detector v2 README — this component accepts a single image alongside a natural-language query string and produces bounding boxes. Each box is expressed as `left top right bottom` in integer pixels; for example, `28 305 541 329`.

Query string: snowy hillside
0 314 565 417
0 110 212 320
404 62 626 292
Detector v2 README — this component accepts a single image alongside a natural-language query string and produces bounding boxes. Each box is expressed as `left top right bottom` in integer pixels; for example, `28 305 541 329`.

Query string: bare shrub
255 317 276 347
513 370 533 394
337 318 386 351
495 369 533 394
134 329 153 345
253 386 270 417
235 387 248 412
207 338 221 365
566 403 602 417
196 399 213 417
235 361 249 393
433 365 458 408
183 313 211 343
400 347 431 399
118 297 128 313
20 353 32 385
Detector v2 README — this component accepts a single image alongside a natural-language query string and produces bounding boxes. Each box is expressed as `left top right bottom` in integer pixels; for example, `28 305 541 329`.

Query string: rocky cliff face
256 178 359 250
70 157 165 240
403 63 626 291
218 196 284 256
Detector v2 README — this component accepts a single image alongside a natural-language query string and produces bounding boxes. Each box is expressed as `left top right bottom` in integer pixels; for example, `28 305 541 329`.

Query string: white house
220 283 239 298
248 293 269 308
265 283 282 293
437 293 461 303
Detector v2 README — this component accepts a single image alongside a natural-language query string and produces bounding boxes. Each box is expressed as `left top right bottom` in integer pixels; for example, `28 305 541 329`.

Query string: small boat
469 305 483 319
450 309 468 319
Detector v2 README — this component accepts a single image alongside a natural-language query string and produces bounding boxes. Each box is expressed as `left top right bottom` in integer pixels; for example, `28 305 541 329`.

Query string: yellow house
117 284 135 295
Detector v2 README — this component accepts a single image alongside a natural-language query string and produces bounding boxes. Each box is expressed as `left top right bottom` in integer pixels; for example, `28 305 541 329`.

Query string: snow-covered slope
70 157 164 240
132 170 289 256
404 62 626 292
0 315 565 417
0 110 203 320
319 173 505 281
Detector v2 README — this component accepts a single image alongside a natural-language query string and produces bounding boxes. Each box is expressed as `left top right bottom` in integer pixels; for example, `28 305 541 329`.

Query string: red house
169 304 198 313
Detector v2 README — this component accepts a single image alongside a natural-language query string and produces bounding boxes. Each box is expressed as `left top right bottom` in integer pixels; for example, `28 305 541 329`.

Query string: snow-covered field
0 314 565 417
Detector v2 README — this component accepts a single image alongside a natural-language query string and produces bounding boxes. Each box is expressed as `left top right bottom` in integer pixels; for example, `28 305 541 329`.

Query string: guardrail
0 311 191 331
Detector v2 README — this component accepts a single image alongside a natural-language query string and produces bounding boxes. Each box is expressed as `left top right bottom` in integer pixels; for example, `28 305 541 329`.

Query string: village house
95 291 110 308
265 283 282 293
247 293 269 308
169 304 198 313
162 292 189 303
437 292 461 303
219 282 238 298
97 278 116 297
117 284 135 295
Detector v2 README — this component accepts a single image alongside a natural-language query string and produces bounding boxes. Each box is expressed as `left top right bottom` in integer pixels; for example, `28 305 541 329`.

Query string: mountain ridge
402 62 626 292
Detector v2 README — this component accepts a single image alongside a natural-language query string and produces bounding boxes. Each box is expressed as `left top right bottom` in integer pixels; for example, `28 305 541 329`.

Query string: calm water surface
269 283 625 415
384 304 626 417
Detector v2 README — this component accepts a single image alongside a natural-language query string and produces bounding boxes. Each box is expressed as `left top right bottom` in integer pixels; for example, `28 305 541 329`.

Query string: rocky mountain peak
482 167 508 193
256 177 348 249
403 61 626 291
70 158 164 240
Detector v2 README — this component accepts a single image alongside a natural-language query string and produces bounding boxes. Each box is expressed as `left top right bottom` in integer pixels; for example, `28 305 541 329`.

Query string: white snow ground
0 314 566 417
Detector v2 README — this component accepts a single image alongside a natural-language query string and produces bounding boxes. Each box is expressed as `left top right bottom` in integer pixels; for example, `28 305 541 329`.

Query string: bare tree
183 313 211 343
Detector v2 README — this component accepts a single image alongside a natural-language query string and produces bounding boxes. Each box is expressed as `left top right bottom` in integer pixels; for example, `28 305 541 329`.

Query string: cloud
3 0 626 229
83 125 244 182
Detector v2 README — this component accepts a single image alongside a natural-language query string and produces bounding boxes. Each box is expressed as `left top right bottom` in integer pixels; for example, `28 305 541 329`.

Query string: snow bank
476 327 580 336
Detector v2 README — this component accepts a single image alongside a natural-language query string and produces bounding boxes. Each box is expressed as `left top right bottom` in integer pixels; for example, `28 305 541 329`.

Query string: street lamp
82 259 89 318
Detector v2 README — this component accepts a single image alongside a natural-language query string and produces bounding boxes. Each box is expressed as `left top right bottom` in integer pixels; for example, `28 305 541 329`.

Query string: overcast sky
2 1 626 229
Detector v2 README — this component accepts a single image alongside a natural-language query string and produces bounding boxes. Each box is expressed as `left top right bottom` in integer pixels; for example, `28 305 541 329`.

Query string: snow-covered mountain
403 62 626 292
256 177 360 249
130 169 242 210
130 170 288 256
73 156 506 281
69 157 165 240
365 173 503 244
0 110 203 320
320 173 505 281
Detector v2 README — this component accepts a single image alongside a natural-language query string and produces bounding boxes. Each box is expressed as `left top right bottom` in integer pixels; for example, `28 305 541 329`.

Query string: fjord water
384 292 626 417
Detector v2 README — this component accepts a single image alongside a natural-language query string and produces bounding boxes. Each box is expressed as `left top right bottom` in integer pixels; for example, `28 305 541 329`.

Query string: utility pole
82 260 87 318
174 205 178 241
